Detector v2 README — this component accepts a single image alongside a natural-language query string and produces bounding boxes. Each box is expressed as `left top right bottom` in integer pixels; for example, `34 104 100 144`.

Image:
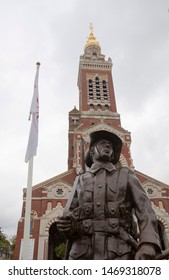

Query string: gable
43 180 72 200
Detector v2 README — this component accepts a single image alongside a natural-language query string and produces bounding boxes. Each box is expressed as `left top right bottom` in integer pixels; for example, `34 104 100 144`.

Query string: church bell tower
68 24 134 173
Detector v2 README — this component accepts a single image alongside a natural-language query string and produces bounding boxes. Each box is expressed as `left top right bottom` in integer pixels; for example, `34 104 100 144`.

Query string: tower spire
84 23 101 51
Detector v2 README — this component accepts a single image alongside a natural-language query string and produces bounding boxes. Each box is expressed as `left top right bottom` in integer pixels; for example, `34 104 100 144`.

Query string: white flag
25 63 40 163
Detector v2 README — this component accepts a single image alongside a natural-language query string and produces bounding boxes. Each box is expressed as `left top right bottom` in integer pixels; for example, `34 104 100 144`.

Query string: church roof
69 106 80 114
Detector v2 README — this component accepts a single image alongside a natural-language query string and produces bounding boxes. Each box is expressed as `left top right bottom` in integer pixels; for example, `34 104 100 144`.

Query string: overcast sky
0 0 169 237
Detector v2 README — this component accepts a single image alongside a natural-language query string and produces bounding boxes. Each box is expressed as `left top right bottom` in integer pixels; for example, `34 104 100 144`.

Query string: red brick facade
13 27 169 259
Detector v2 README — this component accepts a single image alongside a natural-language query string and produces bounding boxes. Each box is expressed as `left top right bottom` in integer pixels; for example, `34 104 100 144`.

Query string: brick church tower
14 25 169 260
68 24 133 174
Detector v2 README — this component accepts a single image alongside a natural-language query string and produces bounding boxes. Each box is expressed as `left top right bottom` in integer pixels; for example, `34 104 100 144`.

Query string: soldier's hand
135 243 156 260
57 216 72 233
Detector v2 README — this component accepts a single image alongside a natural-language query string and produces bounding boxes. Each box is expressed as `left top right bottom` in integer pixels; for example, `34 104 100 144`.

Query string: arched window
88 79 93 99
89 104 94 110
102 80 107 87
95 78 100 100
47 202 52 210
102 80 108 99
95 77 99 85
89 79 93 87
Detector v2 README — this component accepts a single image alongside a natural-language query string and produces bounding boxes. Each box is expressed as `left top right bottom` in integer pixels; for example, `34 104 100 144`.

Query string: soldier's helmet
85 130 122 167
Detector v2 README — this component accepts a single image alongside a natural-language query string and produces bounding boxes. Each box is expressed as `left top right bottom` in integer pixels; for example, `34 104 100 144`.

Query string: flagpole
21 62 40 259
22 156 34 259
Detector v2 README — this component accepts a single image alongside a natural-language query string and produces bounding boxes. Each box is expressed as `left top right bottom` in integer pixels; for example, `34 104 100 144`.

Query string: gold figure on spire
84 23 101 51
89 23 93 34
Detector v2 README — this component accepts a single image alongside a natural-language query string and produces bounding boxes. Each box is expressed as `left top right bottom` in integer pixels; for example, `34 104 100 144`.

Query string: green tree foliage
0 227 16 259
55 243 66 259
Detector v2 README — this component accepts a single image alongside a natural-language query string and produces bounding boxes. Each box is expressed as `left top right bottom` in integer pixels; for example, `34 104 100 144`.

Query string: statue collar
89 161 115 174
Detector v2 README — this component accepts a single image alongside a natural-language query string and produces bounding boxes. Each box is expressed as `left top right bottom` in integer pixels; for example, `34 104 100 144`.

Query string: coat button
98 184 102 188
86 208 90 214
96 202 100 206
111 208 115 213
118 250 122 255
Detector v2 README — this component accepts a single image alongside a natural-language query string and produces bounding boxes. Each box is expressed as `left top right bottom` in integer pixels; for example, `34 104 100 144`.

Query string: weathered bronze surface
57 130 161 260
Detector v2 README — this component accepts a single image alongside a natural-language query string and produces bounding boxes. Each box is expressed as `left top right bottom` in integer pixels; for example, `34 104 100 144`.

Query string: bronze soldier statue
57 130 161 260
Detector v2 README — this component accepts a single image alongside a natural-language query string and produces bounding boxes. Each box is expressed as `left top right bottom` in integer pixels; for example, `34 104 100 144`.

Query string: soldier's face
93 139 114 162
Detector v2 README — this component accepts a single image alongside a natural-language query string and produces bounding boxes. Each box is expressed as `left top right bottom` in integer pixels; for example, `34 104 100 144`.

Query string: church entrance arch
48 222 66 260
